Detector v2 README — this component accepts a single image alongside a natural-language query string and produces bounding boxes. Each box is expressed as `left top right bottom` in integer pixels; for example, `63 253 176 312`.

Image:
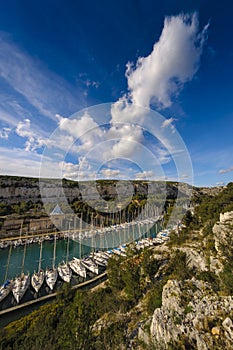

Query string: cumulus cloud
59 161 79 179
126 13 208 109
0 146 43 177
103 12 207 169
135 170 156 180
100 169 120 179
15 118 48 151
216 182 225 186
57 111 104 152
219 166 233 174
49 13 203 181
162 117 176 128
0 127 11 139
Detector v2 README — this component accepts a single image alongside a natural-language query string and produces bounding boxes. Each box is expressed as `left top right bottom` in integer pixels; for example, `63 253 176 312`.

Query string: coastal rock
213 211 233 258
148 278 233 349
222 317 233 341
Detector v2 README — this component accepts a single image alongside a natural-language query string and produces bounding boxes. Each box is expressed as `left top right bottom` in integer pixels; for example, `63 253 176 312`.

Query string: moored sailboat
0 280 13 303
90 252 108 267
12 243 30 303
58 232 72 283
69 257 86 278
81 256 99 274
58 261 72 283
45 234 57 290
0 244 13 303
31 241 44 293
12 273 30 304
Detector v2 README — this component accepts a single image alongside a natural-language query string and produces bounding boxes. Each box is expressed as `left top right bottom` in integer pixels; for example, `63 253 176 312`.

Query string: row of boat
70 217 160 241
0 250 111 304
0 229 170 305
0 234 57 249
0 217 162 250
0 212 170 307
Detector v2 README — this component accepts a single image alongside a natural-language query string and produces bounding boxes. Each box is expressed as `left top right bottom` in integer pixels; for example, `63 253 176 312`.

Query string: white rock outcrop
146 279 233 349
213 211 233 257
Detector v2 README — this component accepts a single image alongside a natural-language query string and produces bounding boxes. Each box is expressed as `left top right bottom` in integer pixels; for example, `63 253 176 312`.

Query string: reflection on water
0 221 160 285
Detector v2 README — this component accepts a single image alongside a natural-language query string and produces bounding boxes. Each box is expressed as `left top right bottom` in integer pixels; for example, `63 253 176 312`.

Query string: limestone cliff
137 212 233 349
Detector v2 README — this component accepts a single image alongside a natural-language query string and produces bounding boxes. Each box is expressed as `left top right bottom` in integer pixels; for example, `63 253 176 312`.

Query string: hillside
0 175 198 237
0 182 232 349
0 175 194 206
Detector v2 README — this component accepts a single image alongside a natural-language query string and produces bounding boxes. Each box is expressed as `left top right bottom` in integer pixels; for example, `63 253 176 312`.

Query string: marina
0 217 170 312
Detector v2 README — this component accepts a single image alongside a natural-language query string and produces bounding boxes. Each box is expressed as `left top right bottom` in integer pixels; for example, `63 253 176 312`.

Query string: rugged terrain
0 181 232 349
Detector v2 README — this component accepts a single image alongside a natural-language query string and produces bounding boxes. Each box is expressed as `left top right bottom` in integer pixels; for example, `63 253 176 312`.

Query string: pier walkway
0 271 107 317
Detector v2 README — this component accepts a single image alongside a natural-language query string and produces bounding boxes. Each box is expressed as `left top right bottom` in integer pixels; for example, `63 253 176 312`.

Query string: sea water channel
0 220 162 286
0 220 162 327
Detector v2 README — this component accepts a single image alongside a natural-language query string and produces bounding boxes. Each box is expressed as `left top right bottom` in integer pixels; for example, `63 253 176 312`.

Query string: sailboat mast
52 234 56 269
66 223 70 264
21 243 26 274
4 244 12 282
19 220 23 243
38 241 43 272
79 213 83 258
91 213 95 253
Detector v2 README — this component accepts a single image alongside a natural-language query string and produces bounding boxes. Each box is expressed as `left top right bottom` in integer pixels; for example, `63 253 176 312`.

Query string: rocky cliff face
0 175 194 206
213 211 233 259
138 212 233 349
146 278 233 349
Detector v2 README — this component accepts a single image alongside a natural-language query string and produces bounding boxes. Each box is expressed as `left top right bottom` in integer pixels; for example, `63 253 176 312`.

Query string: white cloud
0 127 11 139
126 13 208 109
100 169 120 178
219 166 233 174
16 12 200 182
216 182 225 186
162 117 176 128
101 12 207 168
58 111 104 152
15 118 47 151
0 146 43 177
59 161 79 179
135 170 156 180
0 35 85 120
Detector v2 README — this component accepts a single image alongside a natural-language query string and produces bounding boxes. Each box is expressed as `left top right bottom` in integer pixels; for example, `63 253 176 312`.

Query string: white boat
31 241 44 293
90 253 108 267
45 234 57 290
69 258 86 278
45 267 58 290
58 231 72 283
31 270 45 293
12 273 30 303
0 241 9 249
58 261 72 283
112 247 126 257
81 256 99 274
101 250 114 259
0 244 13 302
0 280 13 303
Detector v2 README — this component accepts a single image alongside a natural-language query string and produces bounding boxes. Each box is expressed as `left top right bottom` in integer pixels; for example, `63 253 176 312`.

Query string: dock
0 271 107 317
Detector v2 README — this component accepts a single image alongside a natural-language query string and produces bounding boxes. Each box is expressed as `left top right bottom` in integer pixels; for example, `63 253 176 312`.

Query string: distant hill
0 174 197 206
0 175 226 237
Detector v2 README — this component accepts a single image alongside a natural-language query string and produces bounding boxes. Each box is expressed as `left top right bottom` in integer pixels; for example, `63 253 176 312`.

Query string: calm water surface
0 221 161 285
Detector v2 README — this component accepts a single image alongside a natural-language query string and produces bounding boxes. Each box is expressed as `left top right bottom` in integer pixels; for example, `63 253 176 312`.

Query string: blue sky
0 0 232 187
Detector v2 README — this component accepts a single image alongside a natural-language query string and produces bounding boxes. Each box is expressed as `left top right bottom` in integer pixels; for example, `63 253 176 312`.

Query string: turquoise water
0 221 161 285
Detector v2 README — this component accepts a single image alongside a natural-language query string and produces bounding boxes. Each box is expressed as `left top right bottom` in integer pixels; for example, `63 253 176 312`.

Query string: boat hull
58 263 72 283
31 270 45 293
45 268 58 290
69 258 86 278
81 257 99 274
12 273 30 304
0 280 13 303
